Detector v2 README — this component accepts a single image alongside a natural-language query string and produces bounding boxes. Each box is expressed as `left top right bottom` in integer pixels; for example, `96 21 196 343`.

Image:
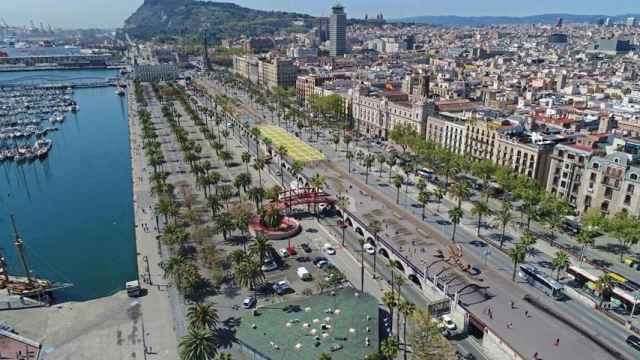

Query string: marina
0 68 136 301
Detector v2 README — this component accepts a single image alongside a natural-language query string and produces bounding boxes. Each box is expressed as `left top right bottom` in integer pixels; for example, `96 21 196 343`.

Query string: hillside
398 13 640 26
124 0 313 40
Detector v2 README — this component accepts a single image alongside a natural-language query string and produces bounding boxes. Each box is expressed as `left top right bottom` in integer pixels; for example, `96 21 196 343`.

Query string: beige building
492 133 554 186
424 115 467 156
352 84 433 139
547 139 640 216
233 55 297 89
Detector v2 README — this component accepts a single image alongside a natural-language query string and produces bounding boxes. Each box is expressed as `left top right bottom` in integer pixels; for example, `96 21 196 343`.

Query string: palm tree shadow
216 328 237 349
222 284 241 299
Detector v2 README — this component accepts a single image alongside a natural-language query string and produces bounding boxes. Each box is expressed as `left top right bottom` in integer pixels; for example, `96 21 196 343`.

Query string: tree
383 290 398 337
345 151 354 174
179 327 218 360
187 303 219 331
317 353 332 360
234 173 252 195
433 187 446 212
595 273 614 308
392 174 404 204
376 153 386 176
241 151 251 173
386 156 397 179
249 234 274 266
492 200 514 248
576 228 595 263
470 201 490 236
380 338 400 359
236 259 265 298
388 123 418 153
411 309 457 360
368 220 382 275
310 173 326 218
540 197 572 246
509 242 527 281
250 127 261 155
605 211 640 263
364 154 375 184
418 190 430 220
398 300 416 360
449 180 470 207
214 214 235 242
248 186 265 212
253 156 266 187
231 202 254 252
448 206 464 243
551 251 570 281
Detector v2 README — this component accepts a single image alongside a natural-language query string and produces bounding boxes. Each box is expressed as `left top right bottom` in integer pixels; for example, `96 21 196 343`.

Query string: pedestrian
554 338 559 346
511 300 515 309
533 352 538 360
506 322 512 329
525 310 529 318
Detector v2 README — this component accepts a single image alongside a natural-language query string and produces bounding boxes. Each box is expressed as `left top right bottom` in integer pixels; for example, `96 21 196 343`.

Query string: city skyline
1 0 640 29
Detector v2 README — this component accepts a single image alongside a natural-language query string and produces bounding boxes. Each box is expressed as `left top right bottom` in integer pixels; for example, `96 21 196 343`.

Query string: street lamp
631 291 640 319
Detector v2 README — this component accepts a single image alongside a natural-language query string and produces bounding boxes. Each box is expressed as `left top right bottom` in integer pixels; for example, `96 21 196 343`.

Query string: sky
1 0 639 29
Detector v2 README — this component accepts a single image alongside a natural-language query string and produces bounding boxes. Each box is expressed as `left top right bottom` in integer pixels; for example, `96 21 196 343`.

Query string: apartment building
424 115 467 156
547 138 640 216
233 55 297 89
492 132 554 186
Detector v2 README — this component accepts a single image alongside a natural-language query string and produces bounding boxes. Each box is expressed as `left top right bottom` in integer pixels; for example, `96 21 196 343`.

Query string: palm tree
236 259 265 298
470 201 490 236
449 180 470 207
343 134 352 152
398 300 416 360
386 156 397 179
383 290 398 336
433 187 446 212
253 156 266 187
368 220 382 275
250 127 261 155
336 195 350 246
179 327 218 360
234 172 252 194
310 173 326 218
392 174 404 204
345 151 354 174
219 150 232 167
595 273 614 308
160 255 186 285
364 154 375 184
248 186 265 212
187 303 219 331
376 153 386 176
418 190 430 220
214 214 235 242
448 206 464 242
509 242 527 281
520 230 537 254
249 234 274 266
241 151 251 174
207 194 223 217
492 200 514 248
551 251 570 281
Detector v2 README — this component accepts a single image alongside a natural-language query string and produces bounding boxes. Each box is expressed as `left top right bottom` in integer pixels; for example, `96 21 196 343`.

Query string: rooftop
235 288 380 360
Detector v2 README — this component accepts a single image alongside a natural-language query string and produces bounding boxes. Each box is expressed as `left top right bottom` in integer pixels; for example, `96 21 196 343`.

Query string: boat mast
10 215 32 284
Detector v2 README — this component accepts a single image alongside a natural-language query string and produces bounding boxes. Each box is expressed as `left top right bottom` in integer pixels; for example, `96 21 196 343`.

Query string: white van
297 267 312 281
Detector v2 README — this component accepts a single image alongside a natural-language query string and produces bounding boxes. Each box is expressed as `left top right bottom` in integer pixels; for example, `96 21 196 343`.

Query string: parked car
313 256 328 267
323 243 336 255
243 296 256 309
278 248 289 258
287 246 298 256
626 335 640 351
296 256 311 263
273 280 292 295
440 315 457 331
261 259 278 272
363 243 376 255
300 243 312 253
297 267 312 281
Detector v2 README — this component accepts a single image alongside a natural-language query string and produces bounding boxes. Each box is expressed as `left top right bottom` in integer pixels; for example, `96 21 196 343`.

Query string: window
631 173 638 181
624 195 632 205
593 163 600 170
590 173 597 181
628 184 635 194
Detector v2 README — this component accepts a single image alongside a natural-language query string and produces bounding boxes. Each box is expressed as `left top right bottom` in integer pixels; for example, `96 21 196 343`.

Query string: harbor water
0 69 136 301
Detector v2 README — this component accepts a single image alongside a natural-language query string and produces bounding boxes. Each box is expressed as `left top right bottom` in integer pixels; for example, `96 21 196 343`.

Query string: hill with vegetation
124 0 313 40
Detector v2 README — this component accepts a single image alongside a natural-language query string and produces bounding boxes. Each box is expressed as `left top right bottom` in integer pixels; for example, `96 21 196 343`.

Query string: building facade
233 55 297 89
329 5 347 57
352 85 432 139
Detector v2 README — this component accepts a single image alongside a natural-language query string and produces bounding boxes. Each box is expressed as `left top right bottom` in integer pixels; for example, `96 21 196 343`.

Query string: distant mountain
124 0 314 40
397 13 640 26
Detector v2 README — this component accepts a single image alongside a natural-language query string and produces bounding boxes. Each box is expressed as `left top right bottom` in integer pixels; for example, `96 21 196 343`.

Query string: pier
0 74 122 90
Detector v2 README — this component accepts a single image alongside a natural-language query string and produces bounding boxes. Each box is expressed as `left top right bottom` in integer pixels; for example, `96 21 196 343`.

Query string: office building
329 4 347 57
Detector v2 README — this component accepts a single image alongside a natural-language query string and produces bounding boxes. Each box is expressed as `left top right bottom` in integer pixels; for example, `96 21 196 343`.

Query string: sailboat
0 215 72 307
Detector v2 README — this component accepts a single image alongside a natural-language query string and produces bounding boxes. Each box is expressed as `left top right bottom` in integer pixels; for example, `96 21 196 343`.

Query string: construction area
235 288 380 360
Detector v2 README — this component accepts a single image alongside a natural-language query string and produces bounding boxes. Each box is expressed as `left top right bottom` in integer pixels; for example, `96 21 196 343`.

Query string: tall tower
329 4 347 57
202 30 210 71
